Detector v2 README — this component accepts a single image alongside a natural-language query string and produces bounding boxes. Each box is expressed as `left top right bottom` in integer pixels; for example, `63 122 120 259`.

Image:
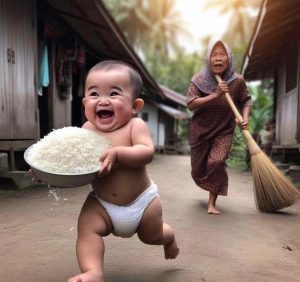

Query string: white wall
276 51 299 146
139 103 160 147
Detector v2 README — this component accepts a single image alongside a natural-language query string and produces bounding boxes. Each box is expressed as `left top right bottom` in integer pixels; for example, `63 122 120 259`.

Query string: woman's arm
187 82 228 111
237 77 251 129
237 104 250 130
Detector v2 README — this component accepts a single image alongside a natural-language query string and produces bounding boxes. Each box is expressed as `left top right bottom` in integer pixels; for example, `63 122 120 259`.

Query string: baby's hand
28 169 42 183
98 148 118 176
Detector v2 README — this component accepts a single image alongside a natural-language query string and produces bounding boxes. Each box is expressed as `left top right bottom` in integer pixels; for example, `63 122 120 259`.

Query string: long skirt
190 134 232 196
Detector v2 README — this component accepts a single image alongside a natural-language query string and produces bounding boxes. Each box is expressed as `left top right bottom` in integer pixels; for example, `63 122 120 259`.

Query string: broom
215 74 300 212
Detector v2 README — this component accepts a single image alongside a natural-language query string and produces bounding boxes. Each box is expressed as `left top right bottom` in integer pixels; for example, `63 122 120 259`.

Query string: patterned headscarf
191 40 238 95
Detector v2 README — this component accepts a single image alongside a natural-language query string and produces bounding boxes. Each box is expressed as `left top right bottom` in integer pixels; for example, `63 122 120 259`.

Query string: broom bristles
214 74 300 212
251 151 300 212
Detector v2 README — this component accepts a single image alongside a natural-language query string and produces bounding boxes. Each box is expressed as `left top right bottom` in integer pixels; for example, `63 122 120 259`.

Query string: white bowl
24 146 99 188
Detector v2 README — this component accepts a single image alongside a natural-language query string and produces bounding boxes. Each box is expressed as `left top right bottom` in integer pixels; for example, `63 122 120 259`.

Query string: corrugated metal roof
242 0 300 81
155 103 190 120
159 85 187 107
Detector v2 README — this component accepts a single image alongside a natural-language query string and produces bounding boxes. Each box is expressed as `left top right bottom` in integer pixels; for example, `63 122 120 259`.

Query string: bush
228 129 248 170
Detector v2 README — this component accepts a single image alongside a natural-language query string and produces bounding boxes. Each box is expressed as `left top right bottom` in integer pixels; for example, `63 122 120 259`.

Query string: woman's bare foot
164 237 179 259
207 206 221 214
208 192 220 214
68 270 104 282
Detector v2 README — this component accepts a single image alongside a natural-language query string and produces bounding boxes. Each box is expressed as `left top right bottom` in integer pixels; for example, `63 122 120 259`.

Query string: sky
174 0 231 53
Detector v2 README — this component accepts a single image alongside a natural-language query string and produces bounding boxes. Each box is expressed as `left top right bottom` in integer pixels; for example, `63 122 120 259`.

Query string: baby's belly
91 166 151 205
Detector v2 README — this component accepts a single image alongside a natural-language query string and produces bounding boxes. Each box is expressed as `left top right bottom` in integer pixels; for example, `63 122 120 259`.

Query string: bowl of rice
24 127 110 188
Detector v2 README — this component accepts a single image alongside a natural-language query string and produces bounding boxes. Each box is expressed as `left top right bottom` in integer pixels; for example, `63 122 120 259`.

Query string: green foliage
228 129 248 170
248 80 273 134
103 0 189 61
232 45 247 73
146 51 205 141
228 80 274 169
147 51 204 93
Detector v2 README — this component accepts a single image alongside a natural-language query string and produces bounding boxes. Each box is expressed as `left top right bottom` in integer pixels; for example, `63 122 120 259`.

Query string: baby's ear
82 98 86 106
132 98 144 114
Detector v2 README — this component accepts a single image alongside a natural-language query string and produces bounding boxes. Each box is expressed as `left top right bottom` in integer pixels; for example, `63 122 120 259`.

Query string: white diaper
89 182 159 238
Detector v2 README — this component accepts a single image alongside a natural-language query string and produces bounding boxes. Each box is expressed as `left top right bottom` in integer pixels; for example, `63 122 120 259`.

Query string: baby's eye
110 91 120 97
90 92 99 97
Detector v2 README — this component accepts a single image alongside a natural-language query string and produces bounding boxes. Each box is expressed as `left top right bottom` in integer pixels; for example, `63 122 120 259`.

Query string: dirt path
1 155 299 282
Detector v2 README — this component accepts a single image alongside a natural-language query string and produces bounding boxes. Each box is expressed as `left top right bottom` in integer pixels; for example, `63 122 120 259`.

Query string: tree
140 0 188 59
103 0 190 69
103 0 148 48
202 0 261 46
154 50 203 93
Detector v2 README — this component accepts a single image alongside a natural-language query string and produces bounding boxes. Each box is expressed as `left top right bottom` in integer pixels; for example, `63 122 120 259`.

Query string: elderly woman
187 40 251 214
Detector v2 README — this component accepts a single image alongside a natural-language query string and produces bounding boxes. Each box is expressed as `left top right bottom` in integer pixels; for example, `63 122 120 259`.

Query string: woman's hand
215 81 229 97
236 118 249 130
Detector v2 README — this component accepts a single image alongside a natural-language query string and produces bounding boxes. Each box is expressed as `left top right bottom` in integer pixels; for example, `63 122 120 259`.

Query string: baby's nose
98 97 110 105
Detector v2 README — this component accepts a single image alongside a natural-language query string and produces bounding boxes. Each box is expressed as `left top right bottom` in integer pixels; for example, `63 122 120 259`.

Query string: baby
260 120 275 156
67 60 179 282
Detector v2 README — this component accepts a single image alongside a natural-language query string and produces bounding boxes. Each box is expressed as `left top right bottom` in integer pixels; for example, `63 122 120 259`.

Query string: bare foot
164 237 179 259
68 270 104 282
207 206 221 214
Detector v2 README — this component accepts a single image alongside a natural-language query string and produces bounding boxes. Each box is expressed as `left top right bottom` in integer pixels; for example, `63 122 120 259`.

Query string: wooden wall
276 38 300 146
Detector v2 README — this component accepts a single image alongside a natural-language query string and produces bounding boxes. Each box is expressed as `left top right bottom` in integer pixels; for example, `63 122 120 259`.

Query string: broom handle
215 75 261 155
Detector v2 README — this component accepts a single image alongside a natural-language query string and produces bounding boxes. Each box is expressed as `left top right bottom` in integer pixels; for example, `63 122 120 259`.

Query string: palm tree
103 0 147 47
203 0 261 45
103 0 190 63
140 0 188 58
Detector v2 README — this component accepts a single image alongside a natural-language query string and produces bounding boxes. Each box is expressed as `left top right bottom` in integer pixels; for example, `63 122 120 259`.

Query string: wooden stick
215 74 260 155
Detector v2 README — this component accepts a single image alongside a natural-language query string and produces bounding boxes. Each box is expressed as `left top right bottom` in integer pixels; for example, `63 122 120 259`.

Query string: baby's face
83 68 136 132
210 43 229 75
265 124 271 131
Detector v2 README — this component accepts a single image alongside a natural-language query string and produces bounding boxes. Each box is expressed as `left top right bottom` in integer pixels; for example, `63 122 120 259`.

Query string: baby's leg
137 197 179 259
68 196 113 282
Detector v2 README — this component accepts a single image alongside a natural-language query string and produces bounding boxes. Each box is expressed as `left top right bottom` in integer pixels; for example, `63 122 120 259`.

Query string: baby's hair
88 60 143 99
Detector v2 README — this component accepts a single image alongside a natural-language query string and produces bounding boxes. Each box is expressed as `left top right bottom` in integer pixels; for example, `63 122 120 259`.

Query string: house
0 0 190 189
242 0 300 168
0 0 188 181
139 85 189 153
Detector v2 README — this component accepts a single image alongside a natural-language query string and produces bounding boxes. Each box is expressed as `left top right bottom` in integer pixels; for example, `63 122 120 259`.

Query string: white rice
26 127 110 174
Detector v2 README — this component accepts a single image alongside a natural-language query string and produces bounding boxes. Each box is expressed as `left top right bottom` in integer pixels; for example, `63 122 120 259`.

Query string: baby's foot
207 206 221 214
164 238 179 259
68 270 104 282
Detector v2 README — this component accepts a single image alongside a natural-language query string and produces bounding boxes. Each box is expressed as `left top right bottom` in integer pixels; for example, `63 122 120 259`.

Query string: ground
0 154 300 282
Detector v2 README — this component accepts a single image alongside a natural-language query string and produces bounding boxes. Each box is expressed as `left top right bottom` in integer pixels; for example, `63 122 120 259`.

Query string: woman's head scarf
191 40 238 94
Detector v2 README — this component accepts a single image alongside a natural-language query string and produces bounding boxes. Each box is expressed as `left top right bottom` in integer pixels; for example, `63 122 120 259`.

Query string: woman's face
209 43 229 75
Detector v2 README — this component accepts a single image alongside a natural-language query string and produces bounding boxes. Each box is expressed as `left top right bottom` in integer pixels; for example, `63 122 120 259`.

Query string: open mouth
214 62 223 68
97 109 114 119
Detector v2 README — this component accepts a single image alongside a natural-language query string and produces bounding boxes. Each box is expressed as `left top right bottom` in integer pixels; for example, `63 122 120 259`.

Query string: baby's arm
100 118 154 175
